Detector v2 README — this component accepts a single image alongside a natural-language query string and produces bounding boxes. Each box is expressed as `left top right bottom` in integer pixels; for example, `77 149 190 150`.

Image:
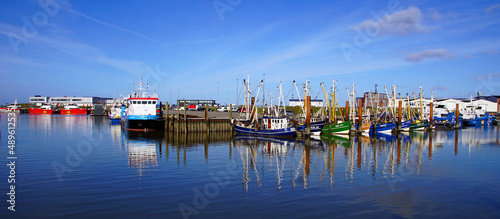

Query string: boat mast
375 85 379 124
304 81 310 114
134 76 149 98
279 81 285 115
250 80 264 124
243 76 251 121
321 82 330 122
333 79 336 123
293 80 304 114
346 85 352 122
419 86 423 121
352 83 355 123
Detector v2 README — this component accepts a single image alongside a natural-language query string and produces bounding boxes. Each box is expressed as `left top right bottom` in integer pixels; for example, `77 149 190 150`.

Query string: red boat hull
61 108 88 115
29 108 53 114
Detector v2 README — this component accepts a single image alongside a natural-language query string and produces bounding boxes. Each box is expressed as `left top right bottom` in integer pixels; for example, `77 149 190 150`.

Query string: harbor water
1 114 500 218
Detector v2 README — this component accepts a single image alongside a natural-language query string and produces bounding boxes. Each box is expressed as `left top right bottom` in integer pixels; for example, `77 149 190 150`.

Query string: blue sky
1 0 499 105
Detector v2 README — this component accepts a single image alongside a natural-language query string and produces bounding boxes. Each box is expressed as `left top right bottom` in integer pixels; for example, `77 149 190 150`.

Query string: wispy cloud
473 73 500 81
404 49 453 63
485 4 500 13
64 8 169 46
432 85 448 91
353 6 428 35
0 20 150 77
428 8 442 21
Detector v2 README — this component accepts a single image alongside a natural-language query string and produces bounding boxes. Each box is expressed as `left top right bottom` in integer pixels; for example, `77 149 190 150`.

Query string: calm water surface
1 114 499 218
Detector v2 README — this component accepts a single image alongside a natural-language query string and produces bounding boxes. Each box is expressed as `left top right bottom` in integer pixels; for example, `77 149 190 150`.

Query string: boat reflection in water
232 134 325 190
228 127 498 192
121 129 164 178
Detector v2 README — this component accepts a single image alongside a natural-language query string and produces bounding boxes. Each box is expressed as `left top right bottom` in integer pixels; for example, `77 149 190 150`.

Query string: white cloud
404 49 453 63
485 4 500 13
353 6 428 35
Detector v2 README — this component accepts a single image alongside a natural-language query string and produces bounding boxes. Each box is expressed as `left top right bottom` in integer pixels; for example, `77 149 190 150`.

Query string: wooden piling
455 103 459 129
497 98 499 113
177 103 180 133
345 101 349 121
165 101 169 130
184 100 187 133
358 98 363 132
306 96 311 135
429 102 433 127
328 100 332 135
205 104 209 132
229 104 233 120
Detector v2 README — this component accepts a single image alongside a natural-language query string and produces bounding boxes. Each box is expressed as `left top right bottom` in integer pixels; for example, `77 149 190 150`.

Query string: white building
29 96 112 107
289 99 324 107
29 96 50 106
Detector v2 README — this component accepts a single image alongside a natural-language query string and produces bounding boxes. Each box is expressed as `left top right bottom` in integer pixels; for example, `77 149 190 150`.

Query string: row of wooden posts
164 101 233 133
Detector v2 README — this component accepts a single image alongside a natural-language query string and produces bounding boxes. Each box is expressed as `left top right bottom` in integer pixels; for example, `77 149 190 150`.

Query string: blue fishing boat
370 122 394 134
462 105 494 126
297 120 327 135
121 77 164 131
400 120 412 132
434 112 462 129
232 116 297 136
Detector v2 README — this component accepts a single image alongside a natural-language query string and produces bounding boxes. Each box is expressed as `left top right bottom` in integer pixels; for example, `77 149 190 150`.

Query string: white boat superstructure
0 99 20 113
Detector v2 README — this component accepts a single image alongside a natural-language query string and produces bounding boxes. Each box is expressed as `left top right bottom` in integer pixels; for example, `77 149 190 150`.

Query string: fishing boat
0 99 20 113
434 112 462 129
409 121 427 131
60 104 88 115
322 120 351 135
462 105 494 126
297 119 327 135
232 78 297 136
400 120 412 132
29 105 53 114
354 121 372 133
370 121 394 134
320 80 353 135
232 115 297 136
408 87 430 131
121 77 164 131
108 100 123 124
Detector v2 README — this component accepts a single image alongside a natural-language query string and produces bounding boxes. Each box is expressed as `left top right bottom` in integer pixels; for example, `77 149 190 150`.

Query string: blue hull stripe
232 124 296 136
125 115 160 120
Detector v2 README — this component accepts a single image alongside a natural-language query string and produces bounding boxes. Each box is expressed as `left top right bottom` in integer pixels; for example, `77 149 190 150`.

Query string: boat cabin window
148 101 152 104
142 101 147 104
153 101 156 104
132 101 137 104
